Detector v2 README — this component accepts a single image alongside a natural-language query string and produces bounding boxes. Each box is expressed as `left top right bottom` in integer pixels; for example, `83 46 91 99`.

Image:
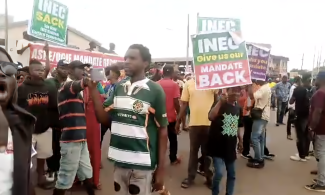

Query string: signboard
191 32 251 90
29 43 124 68
197 17 241 35
246 44 271 81
28 0 69 45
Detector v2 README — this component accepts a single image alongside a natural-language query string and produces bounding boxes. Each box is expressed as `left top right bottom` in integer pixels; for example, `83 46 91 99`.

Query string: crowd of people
0 41 325 195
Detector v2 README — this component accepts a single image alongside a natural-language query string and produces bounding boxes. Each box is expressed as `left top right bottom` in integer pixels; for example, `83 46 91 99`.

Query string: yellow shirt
253 83 271 121
181 79 216 126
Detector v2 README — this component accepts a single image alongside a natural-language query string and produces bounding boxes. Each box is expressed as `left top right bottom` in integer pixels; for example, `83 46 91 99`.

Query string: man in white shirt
247 80 271 169
287 77 300 140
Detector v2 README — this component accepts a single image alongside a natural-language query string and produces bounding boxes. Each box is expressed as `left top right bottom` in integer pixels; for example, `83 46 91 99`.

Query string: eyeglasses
0 61 18 76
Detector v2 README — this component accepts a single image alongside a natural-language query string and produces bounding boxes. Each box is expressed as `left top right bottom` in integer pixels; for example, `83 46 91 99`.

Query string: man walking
274 75 291 126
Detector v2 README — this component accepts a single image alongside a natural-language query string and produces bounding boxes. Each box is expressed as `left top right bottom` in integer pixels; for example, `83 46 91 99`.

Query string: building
0 15 104 51
267 55 289 77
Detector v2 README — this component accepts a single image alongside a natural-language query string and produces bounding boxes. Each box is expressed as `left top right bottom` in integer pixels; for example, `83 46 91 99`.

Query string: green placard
28 0 69 45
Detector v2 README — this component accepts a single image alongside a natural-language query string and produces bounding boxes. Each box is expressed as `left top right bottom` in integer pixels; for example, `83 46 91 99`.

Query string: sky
2 0 325 71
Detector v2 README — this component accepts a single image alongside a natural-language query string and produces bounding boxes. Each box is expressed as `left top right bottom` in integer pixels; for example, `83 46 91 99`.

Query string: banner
246 44 271 81
191 32 251 90
28 0 69 45
29 43 124 68
197 17 241 35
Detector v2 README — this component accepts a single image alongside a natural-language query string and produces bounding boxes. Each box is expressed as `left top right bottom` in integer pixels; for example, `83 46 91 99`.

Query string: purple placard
246 44 271 81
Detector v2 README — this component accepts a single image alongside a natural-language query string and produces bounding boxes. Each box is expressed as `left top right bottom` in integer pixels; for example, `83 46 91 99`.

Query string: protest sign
28 0 69 45
246 44 271 81
197 17 241 35
29 43 124 68
192 32 251 90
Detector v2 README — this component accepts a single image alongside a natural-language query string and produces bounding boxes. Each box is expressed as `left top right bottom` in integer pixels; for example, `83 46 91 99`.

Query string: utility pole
185 14 189 72
4 0 9 51
301 53 304 70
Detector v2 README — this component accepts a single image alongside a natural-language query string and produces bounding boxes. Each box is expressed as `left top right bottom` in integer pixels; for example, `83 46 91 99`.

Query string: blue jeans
314 135 325 186
55 142 93 189
251 119 267 160
212 157 236 195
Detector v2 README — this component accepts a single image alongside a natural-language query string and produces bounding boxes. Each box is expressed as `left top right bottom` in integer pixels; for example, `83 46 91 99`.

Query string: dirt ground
37 111 317 195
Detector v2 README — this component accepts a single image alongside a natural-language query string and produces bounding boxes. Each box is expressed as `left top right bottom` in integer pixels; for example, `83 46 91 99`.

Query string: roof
0 20 102 46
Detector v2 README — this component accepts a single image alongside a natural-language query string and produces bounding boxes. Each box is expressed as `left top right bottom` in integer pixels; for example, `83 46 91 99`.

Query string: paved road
37 111 317 195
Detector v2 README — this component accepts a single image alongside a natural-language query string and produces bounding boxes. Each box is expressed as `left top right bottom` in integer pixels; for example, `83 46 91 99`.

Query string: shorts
55 142 93 189
113 166 153 195
32 129 53 159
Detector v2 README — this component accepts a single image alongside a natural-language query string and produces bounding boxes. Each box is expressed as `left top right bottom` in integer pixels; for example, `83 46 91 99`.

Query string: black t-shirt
207 102 243 162
292 86 310 117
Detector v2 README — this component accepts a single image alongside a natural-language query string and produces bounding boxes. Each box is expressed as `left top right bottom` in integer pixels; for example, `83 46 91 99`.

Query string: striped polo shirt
58 77 87 142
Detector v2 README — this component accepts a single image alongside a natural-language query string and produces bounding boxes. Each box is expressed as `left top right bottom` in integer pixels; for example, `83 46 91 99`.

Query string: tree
289 68 308 75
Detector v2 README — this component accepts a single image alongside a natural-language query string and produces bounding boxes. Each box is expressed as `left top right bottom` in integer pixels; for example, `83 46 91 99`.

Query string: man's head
282 75 288 83
162 65 174 78
108 65 121 84
56 59 69 79
89 41 97 49
316 71 325 88
227 86 241 103
124 44 151 77
268 78 272 83
109 43 115 51
0 47 17 108
294 76 302 86
68 60 91 80
29 59 44 80
173 70 180 80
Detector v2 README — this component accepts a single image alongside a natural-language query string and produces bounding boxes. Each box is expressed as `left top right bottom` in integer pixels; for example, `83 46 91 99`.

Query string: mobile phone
90 68 106 81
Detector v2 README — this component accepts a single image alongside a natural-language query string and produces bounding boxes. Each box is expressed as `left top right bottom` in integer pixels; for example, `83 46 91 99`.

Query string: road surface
37 111 317 195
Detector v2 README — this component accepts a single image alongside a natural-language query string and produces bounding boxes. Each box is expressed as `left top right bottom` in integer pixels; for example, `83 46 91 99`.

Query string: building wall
267 56 288 76
0 24 91 50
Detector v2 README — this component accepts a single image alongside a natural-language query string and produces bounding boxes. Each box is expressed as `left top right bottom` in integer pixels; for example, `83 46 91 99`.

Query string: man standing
289 76 310 162
53 60 94 195
157 65 181 165
247 80 271 168
274 75 291 126
177 78 217 188
286 76 300 140
305 71 325 191
91 44 168 195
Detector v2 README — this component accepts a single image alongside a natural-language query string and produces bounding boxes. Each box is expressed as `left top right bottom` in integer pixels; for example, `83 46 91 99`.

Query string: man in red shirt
157 65 181 165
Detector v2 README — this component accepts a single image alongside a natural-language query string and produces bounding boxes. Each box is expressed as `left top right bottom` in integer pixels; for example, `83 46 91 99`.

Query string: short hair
29 59 42 66
162 64 174 77
110 65 121 77
294 76 301 84
128 44 151 65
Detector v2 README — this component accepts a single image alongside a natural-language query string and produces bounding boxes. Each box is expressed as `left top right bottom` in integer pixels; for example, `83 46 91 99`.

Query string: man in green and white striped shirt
90 44 168 195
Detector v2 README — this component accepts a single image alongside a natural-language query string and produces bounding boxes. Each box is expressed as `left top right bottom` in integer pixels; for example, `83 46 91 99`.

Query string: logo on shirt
132 100 144 113
27 92 49 106
221 113 239 137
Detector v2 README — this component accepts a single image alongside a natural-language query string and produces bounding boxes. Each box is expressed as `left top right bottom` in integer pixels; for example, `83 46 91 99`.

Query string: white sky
2 0 325 71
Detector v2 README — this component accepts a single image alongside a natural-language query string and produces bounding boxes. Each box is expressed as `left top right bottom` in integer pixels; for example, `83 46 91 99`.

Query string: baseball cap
57 59 69 67
317 71 325 79
69 60 92 68
162 64 174 75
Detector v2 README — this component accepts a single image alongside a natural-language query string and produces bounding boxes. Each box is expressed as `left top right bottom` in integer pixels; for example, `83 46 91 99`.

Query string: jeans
251 119 267 160
276 99 287 124
294 117 309 158
167 122 178 163
314 135 325 186
188 126 209 181
212 157 236 195
242 116 253 155
55 142 93 189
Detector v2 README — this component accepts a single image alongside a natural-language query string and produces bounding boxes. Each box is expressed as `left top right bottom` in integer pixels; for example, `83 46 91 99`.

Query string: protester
0 47 36 195
274 75 291 126
91 44 168 195
177 76 217 189
17 58 58 189
54 60 94 195
247 79 271 168
305 71 325 192
157 65 181 165
286 76 300 140
289 76 310 162
205 87 243 195
44 60 69 182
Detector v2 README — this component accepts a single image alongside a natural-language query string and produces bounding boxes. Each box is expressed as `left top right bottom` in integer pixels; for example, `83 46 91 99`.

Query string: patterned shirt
275 82 291 102
103 78 168 170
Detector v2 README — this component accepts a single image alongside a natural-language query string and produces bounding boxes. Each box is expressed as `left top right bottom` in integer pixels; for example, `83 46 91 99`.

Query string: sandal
181 178 193 189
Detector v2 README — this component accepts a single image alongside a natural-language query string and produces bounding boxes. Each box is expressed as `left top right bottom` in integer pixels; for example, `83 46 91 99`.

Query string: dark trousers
188 126 209 181
46 128 61 172
294 117 309 158
276 99 287 124
242 116 253 155
168 122 178 163
100 123 110 147
287 113 292 136
271 94 276 108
